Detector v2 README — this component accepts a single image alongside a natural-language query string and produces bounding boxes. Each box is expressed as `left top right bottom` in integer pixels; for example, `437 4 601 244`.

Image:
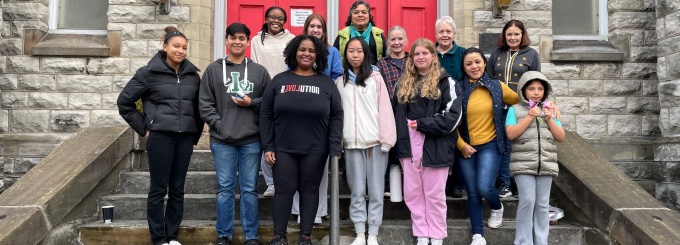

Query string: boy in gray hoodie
199 23 271 245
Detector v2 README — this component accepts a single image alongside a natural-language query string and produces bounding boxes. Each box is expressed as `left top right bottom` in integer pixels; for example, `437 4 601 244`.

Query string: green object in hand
135 99 143 113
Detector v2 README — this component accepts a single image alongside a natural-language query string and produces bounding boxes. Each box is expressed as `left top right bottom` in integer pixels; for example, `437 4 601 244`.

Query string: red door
388 0 438 50
226 0 326 55
279 0 327 35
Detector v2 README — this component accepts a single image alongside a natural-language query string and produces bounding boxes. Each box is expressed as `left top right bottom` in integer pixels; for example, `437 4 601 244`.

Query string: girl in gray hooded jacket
505 71 565 245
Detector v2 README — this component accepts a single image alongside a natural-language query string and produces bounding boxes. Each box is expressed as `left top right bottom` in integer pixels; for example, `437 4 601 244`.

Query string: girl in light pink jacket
336 37 396 245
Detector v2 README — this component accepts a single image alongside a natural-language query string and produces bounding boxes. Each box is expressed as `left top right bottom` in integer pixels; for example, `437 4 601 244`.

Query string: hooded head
517 71 552 107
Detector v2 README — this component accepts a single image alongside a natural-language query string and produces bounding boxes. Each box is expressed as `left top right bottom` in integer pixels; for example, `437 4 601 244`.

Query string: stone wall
0 0 212 191
654 0 680 210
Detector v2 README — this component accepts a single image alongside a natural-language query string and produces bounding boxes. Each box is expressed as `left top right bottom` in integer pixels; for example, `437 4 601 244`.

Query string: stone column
654 0 680 210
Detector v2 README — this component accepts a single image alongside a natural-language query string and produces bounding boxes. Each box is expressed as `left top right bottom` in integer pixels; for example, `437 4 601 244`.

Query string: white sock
356 233 365 239
368 234 377 240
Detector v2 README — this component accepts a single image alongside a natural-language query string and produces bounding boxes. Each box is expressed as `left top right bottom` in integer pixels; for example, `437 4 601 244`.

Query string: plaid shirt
376 53 408 99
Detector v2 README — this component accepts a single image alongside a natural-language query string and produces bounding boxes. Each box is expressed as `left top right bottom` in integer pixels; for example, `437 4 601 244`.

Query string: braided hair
260 6 287 45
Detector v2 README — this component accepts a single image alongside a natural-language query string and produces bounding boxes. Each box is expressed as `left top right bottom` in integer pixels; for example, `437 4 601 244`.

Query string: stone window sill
550 40 625 62
23 29 121 57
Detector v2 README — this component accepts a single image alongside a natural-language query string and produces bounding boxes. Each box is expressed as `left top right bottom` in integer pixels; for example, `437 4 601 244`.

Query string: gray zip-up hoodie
199 57 271 145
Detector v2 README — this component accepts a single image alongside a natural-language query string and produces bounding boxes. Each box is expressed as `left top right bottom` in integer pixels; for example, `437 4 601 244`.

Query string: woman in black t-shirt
260 35 343 245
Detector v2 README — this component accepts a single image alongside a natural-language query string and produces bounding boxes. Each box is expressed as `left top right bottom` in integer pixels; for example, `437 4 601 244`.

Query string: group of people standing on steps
116 1 565 245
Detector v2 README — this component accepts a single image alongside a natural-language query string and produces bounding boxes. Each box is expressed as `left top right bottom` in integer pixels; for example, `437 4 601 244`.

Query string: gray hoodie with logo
199 57 271 145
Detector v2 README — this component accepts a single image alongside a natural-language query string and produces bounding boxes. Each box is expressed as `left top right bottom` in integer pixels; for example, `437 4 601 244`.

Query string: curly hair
397 38 443 103
283 35 328 74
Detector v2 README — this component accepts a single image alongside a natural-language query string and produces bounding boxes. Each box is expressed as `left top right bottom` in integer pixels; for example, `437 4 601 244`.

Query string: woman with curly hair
392 38 463 245
260 35 343 245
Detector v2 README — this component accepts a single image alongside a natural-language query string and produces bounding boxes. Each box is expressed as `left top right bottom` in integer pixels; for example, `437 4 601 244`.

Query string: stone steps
98 194 519 221
119 171 352 195
79 219 583 245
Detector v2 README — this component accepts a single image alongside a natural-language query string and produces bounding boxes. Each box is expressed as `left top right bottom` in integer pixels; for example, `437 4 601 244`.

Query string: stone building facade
0 0 678 209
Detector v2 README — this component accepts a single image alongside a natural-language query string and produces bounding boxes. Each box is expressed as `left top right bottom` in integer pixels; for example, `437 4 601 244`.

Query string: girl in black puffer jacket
117 26 204 245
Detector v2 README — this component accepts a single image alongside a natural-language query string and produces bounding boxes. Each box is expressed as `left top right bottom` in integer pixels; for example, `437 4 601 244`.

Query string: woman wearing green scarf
333 0 387 65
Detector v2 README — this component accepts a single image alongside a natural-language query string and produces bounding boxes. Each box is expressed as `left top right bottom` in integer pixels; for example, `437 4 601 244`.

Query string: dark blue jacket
458 73 507 153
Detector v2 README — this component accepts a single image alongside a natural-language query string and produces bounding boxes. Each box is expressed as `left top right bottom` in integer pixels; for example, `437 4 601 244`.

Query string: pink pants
400 121 449 239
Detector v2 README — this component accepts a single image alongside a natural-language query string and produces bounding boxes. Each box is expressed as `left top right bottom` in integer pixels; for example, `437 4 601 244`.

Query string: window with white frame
552 0 607 40
49 0 108 34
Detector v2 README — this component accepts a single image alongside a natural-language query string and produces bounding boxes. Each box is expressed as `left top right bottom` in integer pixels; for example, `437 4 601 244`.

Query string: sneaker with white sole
350 236 366 245
431 238 443 245
263 185 275 197
416 237 429 245
169 241 182 245
314 216 322 224
471 234 486 245
488 203 504 228
498 185 512 198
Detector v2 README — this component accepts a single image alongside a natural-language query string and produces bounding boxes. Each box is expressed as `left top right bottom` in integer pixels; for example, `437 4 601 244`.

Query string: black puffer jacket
392 74 463 167
117 51 204 143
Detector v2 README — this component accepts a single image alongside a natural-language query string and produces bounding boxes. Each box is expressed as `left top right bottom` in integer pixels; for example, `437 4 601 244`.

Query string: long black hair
260 6 287 45
342 37 372 87
344 1 375 27
283 35 328 74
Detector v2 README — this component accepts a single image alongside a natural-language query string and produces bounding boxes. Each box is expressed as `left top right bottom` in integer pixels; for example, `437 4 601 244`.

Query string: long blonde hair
397 38 442 103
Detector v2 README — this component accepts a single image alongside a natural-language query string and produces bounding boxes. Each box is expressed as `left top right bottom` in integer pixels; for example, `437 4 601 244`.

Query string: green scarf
349 23 373 45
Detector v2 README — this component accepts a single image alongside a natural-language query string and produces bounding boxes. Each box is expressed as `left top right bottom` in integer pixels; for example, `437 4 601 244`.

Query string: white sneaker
350 236 366 245
297 215 301 224
314 216 323 224
263 185 275 197
416 237 429 245
367 235 379 245
431 238 443 245
471 234 486 245
169 241 182 245
488 203 503 228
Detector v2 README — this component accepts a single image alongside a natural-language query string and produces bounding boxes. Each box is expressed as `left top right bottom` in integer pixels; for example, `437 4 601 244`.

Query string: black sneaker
297 235 312 245
245 239 259 245
498 185 512 198
268 235 288 245
215 237 230 245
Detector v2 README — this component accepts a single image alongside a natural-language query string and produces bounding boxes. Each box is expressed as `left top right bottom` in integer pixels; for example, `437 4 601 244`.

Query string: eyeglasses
267 15 285 22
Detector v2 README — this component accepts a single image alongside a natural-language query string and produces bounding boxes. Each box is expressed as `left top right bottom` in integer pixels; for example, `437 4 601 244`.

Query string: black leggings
272 151 328 237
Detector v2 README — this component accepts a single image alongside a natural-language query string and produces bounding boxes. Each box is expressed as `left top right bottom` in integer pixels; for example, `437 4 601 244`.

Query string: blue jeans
210 141 261 240
456 139 503 235
498 142 511 187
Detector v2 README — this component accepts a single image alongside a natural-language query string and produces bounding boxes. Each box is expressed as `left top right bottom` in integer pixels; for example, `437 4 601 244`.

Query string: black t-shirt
260 71 344 156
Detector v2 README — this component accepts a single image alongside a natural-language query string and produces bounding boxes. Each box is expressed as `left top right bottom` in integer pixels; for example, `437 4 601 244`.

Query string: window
49 0 108 34
552 0 607 40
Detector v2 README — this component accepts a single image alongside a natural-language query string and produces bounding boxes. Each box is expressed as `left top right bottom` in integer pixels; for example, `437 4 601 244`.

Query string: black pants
146 131 194 245
272 151 328 238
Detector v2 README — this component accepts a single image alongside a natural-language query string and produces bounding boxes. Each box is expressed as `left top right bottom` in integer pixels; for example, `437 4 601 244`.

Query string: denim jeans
210 141 262 240
456 139 503 235
498 142 511 187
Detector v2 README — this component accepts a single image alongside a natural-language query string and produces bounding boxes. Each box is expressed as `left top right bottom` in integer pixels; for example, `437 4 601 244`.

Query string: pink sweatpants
400 121 449 239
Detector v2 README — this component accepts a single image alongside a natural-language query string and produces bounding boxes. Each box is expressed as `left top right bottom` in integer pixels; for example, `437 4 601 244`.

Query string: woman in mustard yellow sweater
455 47 519 245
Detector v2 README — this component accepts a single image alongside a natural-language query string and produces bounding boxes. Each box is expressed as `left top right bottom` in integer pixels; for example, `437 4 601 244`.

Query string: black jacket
392 74 463 167
117 51 204 144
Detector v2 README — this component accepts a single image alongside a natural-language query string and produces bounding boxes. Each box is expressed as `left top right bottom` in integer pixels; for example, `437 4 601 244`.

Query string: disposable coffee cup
102 205 114 223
